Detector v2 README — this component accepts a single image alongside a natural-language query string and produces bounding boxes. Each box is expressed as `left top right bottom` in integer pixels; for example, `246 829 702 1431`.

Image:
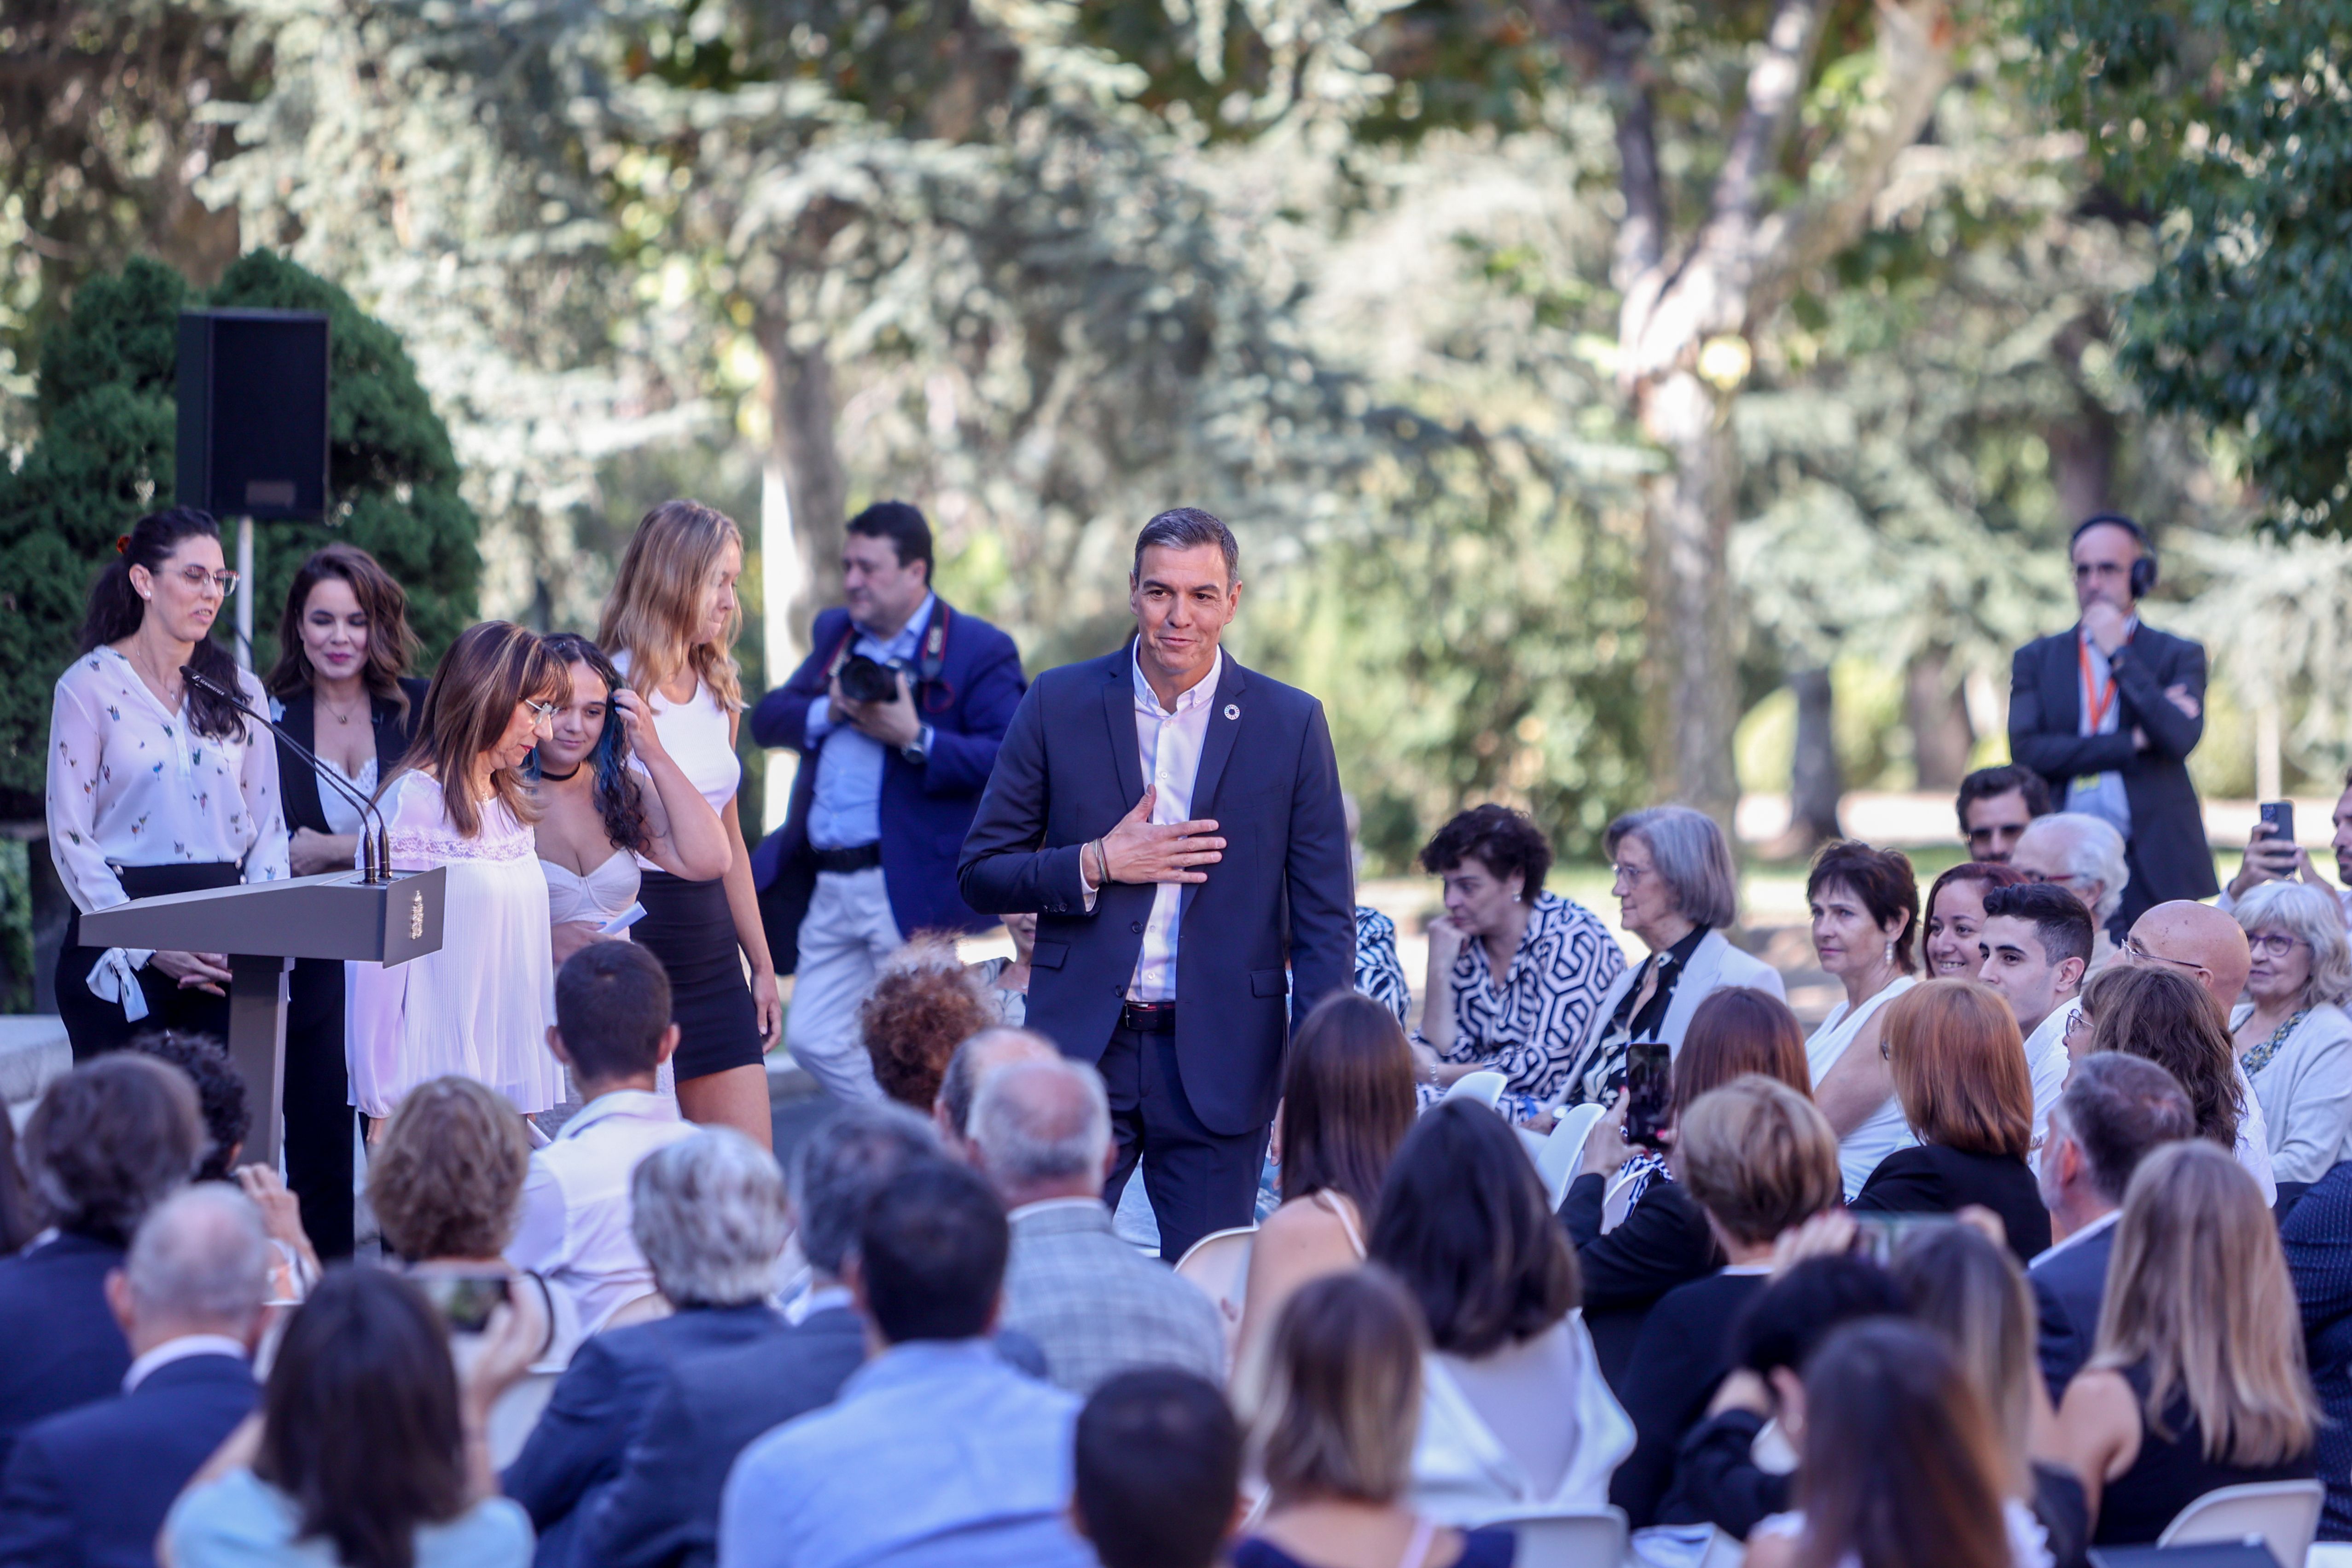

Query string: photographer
750 501 1023 1102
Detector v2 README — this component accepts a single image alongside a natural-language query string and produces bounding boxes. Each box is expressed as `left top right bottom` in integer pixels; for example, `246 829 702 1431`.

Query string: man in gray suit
970 1058 1224 1394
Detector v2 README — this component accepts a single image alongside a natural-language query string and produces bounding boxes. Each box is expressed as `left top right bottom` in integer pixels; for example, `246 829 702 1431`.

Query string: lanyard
2079 634 2122 732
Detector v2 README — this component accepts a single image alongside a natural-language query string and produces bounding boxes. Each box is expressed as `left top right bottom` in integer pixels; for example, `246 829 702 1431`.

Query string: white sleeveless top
1808 975 1921 1199
543 851 641 931
611 652 739 873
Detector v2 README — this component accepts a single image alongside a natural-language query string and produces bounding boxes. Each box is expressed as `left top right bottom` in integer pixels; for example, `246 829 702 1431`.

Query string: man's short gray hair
970 1057 1111 1188
1605 806 1740 930
631 1130 791 1308
2232 879 2352 1008
938 1027 1061 1138
2020 812 2131 924
787 1103 940 1277
1132 507 1238 584
127 1182 270 1325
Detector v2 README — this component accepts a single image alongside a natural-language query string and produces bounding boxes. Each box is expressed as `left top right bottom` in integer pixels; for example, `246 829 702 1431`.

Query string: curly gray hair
2231 879 2352 1009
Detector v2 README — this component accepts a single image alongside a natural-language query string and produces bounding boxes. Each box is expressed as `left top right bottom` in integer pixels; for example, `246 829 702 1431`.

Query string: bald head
934 1027 1062 1157
969 1057 1114 1208
2127 900 2252 1006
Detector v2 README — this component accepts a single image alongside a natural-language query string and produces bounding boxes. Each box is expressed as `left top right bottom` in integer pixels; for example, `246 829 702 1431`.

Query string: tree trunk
1790 665 1843 845
2050 314 2117 523
1905 647 1975 791
1639 370 1742 829
758 319 848 652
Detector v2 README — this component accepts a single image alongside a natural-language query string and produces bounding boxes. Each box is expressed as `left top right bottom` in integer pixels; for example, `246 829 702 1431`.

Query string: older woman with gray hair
2229 880 2352 1185
1561 806 1785 1107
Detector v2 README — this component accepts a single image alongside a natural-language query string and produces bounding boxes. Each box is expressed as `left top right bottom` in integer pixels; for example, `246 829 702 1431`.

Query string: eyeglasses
523 700 558 729
2248 932 2308 958
1609 863 1650 886
2016 868 2084 888
2123 935 2211 978
167 564 240 597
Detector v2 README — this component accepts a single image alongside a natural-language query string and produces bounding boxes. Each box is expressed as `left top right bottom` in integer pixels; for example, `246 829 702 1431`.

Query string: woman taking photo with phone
599 500 777 1147
47 508 287 1059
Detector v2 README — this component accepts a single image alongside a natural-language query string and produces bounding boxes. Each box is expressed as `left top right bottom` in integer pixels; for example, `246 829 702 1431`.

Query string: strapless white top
543 851 642 932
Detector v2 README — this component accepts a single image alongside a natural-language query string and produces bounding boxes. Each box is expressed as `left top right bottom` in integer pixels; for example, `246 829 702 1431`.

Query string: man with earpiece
2008 514 2217 937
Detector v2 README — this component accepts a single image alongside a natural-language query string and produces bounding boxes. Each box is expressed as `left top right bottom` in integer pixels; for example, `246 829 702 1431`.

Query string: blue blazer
750 599 1024 949
0 1351 256 1568
0 1234 130 1475
2282 1161 2352 1540
957 645 1354 1137
2029 1221 2117 1406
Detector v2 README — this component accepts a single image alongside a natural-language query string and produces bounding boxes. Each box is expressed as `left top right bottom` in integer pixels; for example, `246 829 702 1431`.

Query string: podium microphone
181 665 392 884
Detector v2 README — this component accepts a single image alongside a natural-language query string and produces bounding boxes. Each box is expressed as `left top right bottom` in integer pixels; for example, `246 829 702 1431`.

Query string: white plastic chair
1445 1070 1507 1109
1538 1102 1609 1211
2157 1478 2325 1567
1173 1225 1256 1356
1493 1507 1630 1568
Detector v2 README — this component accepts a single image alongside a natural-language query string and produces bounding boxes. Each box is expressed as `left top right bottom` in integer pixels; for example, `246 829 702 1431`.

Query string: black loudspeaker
176 310 331 520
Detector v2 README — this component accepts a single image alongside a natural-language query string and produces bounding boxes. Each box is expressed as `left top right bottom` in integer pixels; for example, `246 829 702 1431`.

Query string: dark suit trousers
283 957 356 1259
1098 1024 1267 1264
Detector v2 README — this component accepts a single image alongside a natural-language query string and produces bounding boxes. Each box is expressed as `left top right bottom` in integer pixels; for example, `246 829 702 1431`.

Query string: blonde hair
1255 1268 1423 1505
2093 1140 2319 1466
1674 1075 1843 1248
366 1077 530 1262
1891 1224 2039 1494
598 499 744 712
1884 979 2034 1159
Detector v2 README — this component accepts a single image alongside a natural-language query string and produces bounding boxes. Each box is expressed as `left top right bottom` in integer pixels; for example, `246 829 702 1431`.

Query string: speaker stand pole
234 515 254 670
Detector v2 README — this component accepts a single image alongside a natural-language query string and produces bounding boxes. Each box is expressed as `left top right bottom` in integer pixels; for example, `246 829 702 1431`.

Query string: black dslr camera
837 653 903 704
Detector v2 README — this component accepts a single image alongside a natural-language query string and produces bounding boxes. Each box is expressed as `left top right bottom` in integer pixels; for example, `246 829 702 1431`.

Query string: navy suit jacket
2029 1220 2116 1407
2282 1161 2352 1540
502 1303 786 1568
0 1234 130 1475
573 1303 869 1568
749 599 1023 953
958 645 1354 1137
0 1350 256 1568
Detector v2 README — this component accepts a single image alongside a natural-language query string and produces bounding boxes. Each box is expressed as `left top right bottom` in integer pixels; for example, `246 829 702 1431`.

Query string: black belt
1120 1000 1177 1034
809 843 883 875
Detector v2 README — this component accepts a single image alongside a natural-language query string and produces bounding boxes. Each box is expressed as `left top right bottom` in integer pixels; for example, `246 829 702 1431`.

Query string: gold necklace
319 689 367 726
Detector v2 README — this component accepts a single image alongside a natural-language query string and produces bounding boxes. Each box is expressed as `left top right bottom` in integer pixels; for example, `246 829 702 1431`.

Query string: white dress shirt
505 1088 695 1332
2023 1000 2075 1156
1123 645 1221 1004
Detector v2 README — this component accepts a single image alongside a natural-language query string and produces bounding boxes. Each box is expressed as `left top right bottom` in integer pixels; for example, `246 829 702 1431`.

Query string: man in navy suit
2030 1052 2195 1403
0 1184 267 1568
750 500 1024 1102
960 508 1354 1261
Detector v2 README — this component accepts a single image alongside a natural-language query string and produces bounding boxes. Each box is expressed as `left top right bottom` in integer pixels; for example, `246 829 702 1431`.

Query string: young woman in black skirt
599 500 778 1148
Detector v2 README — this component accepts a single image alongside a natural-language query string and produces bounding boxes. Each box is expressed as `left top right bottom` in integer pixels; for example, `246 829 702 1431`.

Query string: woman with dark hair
347 623 569 1119
531 632 729 969
1371 1100 1633 1522
164 1268 534 1568
1925 861 2029 978
1231 993 1418 1412
1802 839 1923 1198
1413 803 1625 1122
46 508 287 1057
261 542 427 1256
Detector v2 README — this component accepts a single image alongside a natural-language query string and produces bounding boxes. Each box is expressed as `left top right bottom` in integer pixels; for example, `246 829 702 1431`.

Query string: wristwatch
901 724 934 767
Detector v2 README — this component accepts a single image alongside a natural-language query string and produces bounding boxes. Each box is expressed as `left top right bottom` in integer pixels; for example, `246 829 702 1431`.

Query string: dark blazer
0 1351 256 1568
1561 1173 1719 1392
1849 1142 2052 1262
502 1303 786 1566
2281 1161 2352 1540
272 678 431 835
1609 1269 1770 1528
958 646 1354 1136
749 599 1024 965
2030 1219 2117 1407
0 1234 129 1475
2009 622 2218 923
574 1303 868 1568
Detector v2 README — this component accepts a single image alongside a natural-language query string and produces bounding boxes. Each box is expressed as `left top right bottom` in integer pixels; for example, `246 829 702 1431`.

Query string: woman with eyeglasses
47 508 287 1059
347 622 570 1121
2228 880 2352 1186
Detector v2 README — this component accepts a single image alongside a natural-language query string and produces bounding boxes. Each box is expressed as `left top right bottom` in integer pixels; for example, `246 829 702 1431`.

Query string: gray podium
79 869 447 1164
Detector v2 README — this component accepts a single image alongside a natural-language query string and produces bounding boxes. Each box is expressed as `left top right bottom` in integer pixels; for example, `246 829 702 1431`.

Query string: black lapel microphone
181 665 392 884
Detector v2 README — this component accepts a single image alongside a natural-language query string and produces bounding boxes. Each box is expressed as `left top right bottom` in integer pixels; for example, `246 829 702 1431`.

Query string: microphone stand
182 665 392 885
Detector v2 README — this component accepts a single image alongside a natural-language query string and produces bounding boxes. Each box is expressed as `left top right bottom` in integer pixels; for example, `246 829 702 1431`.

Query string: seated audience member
1345 794 1413 1028
1613 1076 1845 1527
1851 979 2051 1261
2221 766 2352 920
1232 993 1418 1410
1976 883 2094 1150
509 942 696 1332
971 1058 1224 1393
2078 964 2272 1200
2228 880 2352 1188
933 1026 1062 1161
1893 1223 2087 1567
1958 764 2052 865
503 1130 791 1567
1659 1256 1904 1539
1746 1320 2037 1568
968 911 1039 1027
126 1030 250 1180
578 1104 936 1568
1370 1099 1632 1521
1234 1270 1516 1568
0 1115 33 1255
0 1185 268 1568
2122 897 2254 1008
1071 1370 1245 1568
165 1268 536 1568
2010 812 2130 964
859 938 999 1112
1412 803 1627 1122
1924 862 2027 979
720 1160 1092 1568
2058 1141 2319 1545
1802 840 1922 1200
1563 805 1785 1106
2030 1055 2196 1405
2279 1156 2352 1539
0 1055 201 1468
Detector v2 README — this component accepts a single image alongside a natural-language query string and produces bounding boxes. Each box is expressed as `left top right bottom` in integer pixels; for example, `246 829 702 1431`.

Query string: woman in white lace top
346 622 569 1118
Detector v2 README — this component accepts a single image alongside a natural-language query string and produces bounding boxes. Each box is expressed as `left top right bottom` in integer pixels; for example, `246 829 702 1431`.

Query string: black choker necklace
537 762 583 782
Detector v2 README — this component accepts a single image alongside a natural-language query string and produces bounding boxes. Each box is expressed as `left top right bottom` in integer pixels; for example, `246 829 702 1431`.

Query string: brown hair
859 939 998 1110
265 542 420 720
2080 964 2243 1150
1672 986 1812 1119
1806 840 1921 974
366 1077 530 1262
393 621 567 838
1277 992 1418 1218
1883 979 2033 1159
21 1054 203 1246
598 499 744 712
1926 860 2027 934
1674 1076 1843 1248
1255 1268 1424 1506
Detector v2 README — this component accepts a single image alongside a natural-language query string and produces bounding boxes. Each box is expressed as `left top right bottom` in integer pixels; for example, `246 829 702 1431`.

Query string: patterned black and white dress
1415 890 1625 1123
1353 906 1412 1027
